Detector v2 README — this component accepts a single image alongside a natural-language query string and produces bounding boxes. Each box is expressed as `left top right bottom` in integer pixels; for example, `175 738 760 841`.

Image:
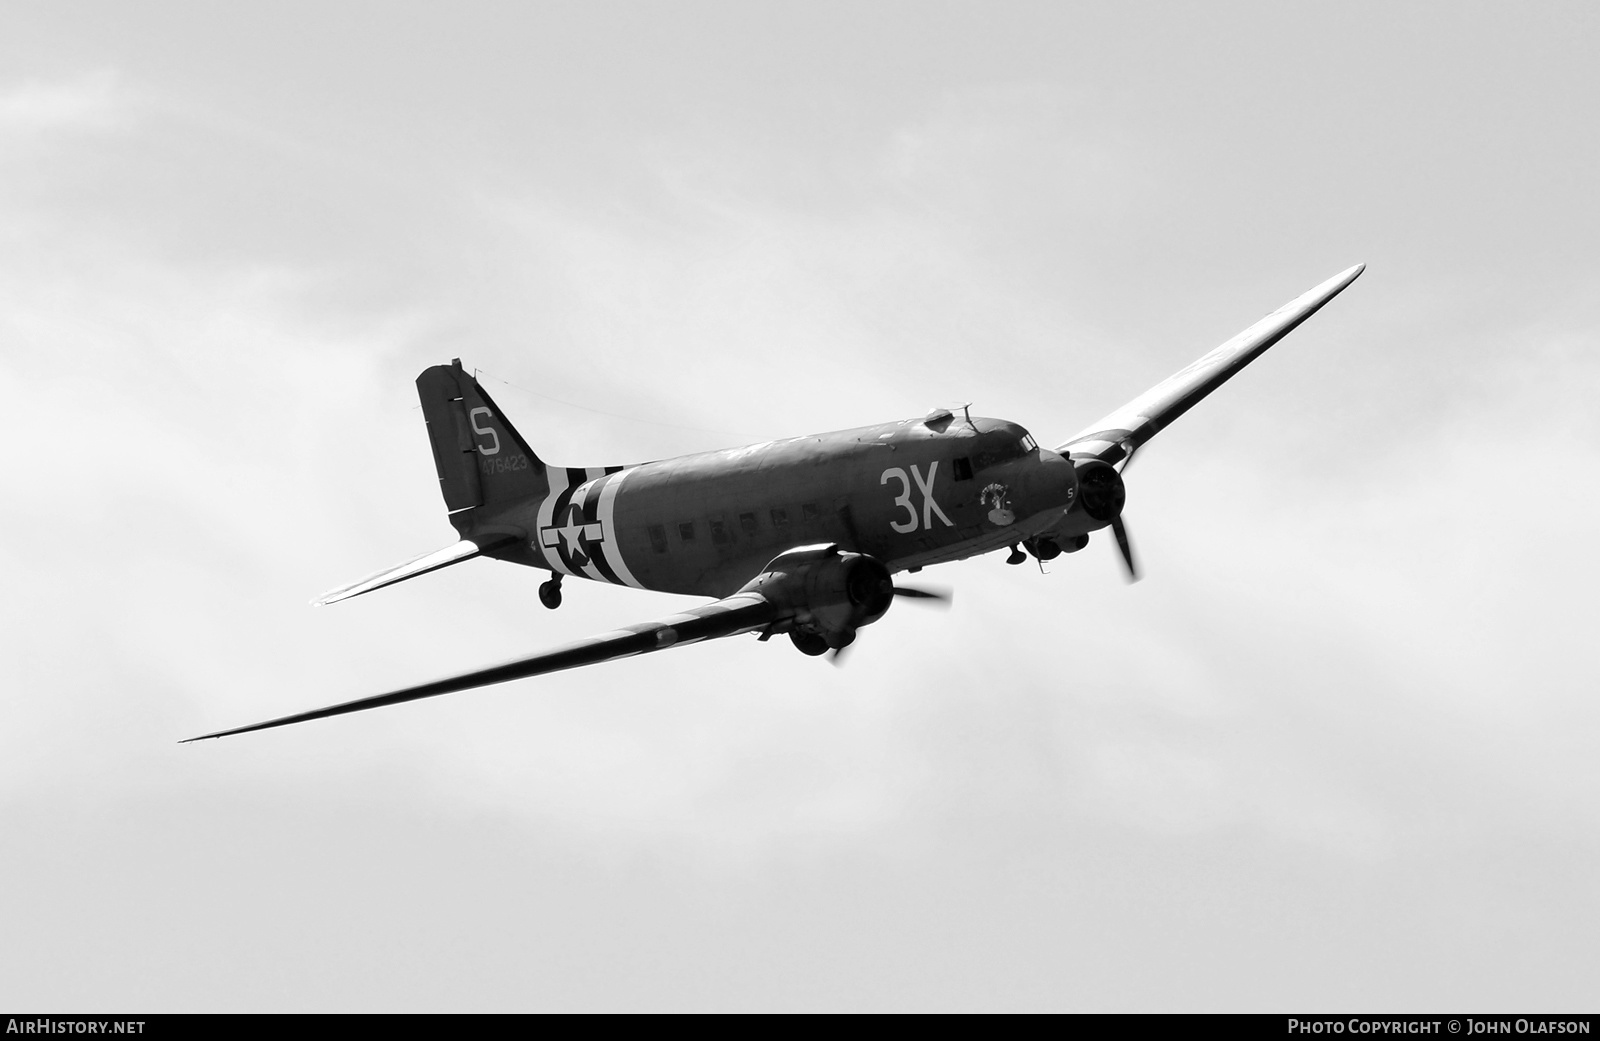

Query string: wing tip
1290 262 1367 315
181 723 256 743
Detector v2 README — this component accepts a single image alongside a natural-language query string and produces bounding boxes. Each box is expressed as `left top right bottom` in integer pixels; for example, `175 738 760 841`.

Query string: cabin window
648 524 667 553
953 457 973 481
770 507 789 530
801 503 819 525
710 519 731 545
678 521 695 543
739 512 758 536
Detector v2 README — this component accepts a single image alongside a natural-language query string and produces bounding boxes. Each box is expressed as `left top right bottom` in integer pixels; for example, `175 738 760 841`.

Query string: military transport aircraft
185 263 1365 741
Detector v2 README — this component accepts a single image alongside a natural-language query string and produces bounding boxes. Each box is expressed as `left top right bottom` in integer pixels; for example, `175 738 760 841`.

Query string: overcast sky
3 1 1597 1012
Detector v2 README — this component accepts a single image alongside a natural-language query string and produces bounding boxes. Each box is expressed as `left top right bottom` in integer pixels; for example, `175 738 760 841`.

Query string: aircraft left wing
183 592 778 741
1060 263 1365 465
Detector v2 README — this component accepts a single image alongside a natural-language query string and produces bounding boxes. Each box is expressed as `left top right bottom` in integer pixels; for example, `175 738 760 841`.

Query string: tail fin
416 359 548 512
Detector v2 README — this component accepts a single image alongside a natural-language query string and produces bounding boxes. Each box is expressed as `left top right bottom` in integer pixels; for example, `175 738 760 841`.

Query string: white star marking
541 504 603 561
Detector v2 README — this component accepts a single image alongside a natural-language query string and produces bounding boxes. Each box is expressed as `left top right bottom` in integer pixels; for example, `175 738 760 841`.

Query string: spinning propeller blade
1107 440 1140 582
831 585 951 666
892 584 952 605
1110 516 1138 583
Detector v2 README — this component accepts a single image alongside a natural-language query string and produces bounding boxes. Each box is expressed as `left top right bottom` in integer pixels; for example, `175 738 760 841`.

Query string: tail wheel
538 579 562 610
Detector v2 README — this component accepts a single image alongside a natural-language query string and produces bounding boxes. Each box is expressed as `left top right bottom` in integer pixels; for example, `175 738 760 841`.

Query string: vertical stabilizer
416 359 548 512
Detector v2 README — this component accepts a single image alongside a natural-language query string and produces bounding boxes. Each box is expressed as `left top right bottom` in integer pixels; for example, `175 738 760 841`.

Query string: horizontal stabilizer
314 539 502 606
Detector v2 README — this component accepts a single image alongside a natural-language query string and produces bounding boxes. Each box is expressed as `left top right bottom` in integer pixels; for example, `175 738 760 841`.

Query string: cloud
0 70 128 137
3 11 1599 1008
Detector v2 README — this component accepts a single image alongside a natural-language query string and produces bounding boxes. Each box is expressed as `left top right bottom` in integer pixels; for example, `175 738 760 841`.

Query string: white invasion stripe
596 466 643 589
672 594 770 644
570 476 608 582
1065 437 1120 459
535 468 578 576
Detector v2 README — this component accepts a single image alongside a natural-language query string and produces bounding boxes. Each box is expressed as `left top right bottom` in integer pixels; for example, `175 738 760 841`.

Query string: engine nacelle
739 544 895 642
1072 458 1126 523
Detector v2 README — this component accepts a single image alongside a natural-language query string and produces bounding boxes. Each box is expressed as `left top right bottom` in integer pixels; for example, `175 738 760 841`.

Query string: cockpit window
973 436 1030 471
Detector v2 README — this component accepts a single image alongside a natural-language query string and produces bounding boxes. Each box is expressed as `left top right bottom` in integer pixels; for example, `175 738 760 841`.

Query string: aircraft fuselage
470 414 1082 598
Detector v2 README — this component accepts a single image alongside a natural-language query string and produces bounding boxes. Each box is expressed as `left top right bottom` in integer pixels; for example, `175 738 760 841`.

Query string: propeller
1110 516 1138 582
1111 441 1140 583
892 584 952 605
831 584 952 664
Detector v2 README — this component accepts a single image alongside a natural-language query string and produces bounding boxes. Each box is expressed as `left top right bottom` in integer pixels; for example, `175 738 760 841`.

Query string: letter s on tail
415 359 547 512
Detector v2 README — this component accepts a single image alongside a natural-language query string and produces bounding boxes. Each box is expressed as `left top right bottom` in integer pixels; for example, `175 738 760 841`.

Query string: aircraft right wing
1060 263 1365 465
184 591 779 741
188 543 915 742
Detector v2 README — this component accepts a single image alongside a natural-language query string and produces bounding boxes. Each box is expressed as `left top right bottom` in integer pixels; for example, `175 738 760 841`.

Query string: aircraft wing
1059 263 1365 465
183 592 778 741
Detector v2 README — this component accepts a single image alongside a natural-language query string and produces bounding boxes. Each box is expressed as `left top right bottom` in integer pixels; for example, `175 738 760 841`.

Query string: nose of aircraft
1016 449 1079 516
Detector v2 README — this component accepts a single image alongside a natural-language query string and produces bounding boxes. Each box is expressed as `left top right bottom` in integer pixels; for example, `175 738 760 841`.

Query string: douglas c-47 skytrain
185 264 1365 741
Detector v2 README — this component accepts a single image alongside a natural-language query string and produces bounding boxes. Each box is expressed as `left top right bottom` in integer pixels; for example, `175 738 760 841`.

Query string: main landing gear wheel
538 576 563 610
790 630 830 657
